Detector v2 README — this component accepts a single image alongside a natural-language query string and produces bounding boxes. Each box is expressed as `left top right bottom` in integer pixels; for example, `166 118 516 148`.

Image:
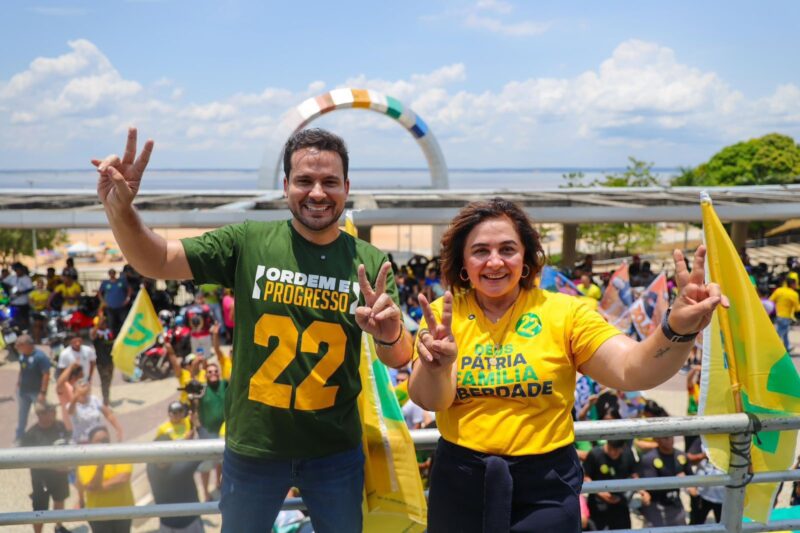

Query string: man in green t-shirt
94 127 413 532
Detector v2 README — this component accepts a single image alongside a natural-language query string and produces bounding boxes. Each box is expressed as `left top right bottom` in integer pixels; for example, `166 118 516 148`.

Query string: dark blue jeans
16 390 38 440
220 445 364 533
427 439 583 533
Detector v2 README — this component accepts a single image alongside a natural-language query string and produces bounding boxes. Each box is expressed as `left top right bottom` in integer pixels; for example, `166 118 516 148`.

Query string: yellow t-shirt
578 283 602 301
218 351 233 381
178 369 207 405
770 286 800 319
29 289 50 312
413 288 620 456
77 463 134 508
156 417 192 440
54 282 82 310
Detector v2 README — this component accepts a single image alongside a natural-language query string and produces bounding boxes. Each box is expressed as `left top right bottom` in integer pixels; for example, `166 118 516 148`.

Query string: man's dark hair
283 128 349 180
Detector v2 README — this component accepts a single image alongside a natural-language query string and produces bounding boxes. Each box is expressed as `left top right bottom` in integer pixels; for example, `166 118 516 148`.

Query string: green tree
671 133 800 186
0 229 68 265
561 158 660 256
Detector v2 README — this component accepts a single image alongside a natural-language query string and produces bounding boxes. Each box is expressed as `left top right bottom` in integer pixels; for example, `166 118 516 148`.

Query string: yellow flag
345 210 427 531
699 193 800 523
111 286 162 378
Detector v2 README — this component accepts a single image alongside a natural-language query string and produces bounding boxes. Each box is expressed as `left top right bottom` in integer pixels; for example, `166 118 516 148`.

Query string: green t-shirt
182 220 396 459
199 380 228 434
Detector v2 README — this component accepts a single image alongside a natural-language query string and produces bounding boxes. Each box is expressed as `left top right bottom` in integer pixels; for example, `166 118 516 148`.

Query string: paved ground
1 326 799 532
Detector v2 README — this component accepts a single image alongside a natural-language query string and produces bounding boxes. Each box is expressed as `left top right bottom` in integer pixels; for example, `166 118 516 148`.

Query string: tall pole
31 229 38 271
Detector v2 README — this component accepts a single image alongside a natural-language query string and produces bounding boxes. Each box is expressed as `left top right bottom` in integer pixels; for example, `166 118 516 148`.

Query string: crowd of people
8 263 234 532
5 125 800 532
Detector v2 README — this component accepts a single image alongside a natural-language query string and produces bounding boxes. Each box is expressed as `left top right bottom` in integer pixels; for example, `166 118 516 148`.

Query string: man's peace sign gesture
356 262 405 345
416 291 458 370
93 127 154 212
667 245 729 335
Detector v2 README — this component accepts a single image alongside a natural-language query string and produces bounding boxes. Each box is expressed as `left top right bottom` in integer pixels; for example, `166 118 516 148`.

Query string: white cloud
1 38 798 169
463 14 550 37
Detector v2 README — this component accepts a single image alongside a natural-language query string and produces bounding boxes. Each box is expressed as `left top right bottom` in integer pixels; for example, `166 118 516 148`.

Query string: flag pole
701 192 744 414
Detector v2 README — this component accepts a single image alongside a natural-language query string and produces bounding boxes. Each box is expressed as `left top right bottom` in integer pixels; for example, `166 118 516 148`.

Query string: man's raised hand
416 291 457 370
356 262 403 344
93 127 154 211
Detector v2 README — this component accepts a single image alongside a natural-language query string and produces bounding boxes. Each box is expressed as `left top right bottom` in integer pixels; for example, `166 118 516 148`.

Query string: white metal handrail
1 413 799 532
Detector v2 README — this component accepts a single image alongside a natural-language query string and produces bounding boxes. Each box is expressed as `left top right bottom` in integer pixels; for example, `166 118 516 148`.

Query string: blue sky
1 0 798 173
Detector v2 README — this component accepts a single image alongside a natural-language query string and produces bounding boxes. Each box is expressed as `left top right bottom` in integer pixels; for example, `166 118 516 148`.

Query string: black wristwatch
661 308 698 343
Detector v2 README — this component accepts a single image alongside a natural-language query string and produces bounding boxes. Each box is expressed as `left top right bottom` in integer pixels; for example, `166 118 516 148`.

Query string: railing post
722 429 752 533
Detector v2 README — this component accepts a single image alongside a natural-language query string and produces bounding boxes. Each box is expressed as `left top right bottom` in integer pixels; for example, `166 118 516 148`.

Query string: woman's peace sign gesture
667 245 729 335
416 291 458 371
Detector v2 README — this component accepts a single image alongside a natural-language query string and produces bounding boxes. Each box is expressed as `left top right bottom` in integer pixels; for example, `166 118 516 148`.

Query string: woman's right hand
416 291 458 371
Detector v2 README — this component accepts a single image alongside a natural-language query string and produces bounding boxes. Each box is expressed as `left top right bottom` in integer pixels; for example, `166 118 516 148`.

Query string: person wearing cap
21 401 72 533
15 334 51 442
95 127 412 532
146 434 205 532
157 401 195 440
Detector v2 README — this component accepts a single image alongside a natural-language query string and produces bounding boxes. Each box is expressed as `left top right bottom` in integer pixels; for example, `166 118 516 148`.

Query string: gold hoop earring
521 265 531 278
459 268 470 282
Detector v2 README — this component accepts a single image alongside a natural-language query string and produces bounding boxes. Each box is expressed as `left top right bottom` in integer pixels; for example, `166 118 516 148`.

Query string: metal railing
1 413 800 532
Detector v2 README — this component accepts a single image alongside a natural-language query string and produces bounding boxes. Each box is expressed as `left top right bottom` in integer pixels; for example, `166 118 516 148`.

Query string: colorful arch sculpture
258 88 448 189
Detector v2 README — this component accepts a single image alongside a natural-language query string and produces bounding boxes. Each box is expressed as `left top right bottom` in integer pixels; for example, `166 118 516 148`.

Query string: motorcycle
139 333 173 380
0 305 21 362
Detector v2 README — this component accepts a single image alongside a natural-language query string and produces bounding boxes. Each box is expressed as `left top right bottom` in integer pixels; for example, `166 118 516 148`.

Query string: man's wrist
374 322 405 347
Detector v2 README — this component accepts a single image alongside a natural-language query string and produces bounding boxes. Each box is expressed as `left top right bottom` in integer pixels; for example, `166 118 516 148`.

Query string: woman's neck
475 286 521 322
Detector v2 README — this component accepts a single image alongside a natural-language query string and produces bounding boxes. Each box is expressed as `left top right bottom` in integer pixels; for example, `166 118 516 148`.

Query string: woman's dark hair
283 128 349 180
439 198 545 291
643 399 669 417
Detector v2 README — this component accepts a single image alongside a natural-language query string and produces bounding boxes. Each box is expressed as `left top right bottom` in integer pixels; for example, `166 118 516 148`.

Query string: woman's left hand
355 262 403 344
669 245 730 335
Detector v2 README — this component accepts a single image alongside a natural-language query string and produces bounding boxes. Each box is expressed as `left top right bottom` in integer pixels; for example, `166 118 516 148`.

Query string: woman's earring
459 268 470 282
521 265 531 278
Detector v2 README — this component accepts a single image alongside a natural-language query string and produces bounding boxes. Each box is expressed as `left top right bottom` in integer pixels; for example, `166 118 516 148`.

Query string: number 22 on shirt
249 314 346 411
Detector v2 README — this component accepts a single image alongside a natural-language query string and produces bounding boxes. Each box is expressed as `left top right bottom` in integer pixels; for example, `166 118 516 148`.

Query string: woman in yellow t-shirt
76 426 134 532
409 198 728 532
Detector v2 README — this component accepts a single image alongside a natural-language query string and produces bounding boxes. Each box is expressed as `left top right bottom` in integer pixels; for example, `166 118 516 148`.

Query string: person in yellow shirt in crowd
28 277 51 344
577 273 603 311
156 401 196 440
577 274 602 301
76 426 134 533
210 323 233 381
409 198 728 532
166 345 207 406
47 274 83 312
770 276 799 353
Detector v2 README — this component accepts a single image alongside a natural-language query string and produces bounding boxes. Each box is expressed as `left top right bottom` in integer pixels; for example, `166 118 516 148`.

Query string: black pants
427 438 583 533
89 519 131 533
689 495 722 524
588 498 631 530
97 362 114 406
105 306 128 336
